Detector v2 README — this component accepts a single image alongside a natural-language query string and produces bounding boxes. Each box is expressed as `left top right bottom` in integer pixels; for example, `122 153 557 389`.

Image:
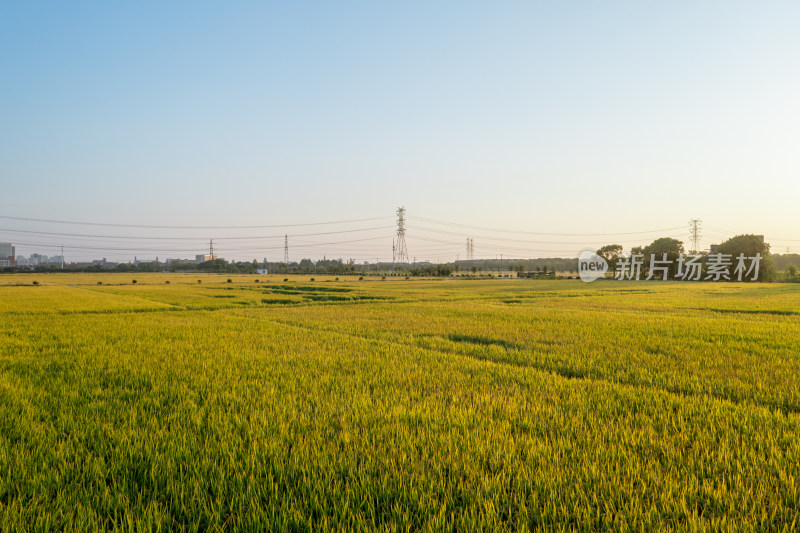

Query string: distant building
518 271 556 279
195 254 217 263
29 253 47 266
0 243 16 267
256 268 269 275
8 253 66 268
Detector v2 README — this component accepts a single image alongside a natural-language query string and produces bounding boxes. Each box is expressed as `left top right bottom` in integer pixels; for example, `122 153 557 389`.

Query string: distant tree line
596 234 775 281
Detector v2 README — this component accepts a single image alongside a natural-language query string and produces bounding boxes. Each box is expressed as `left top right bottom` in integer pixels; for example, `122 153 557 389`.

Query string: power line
9 235 394 254
8 208 793 264
704 226 800 243
9 241 207 252
0 214 392 229
0 225 394 241
406 225 688 245
768 237 800 243
408 216 686 236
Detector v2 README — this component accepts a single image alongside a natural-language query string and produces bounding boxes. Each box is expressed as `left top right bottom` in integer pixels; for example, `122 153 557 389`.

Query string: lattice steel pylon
284 235 289 264
395 207 409 264
689 219 702 253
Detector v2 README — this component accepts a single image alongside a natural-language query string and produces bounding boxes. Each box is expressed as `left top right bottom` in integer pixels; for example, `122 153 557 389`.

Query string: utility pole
394 207 409 264
689 219 702 253
61 245 64 269
284 235 289 264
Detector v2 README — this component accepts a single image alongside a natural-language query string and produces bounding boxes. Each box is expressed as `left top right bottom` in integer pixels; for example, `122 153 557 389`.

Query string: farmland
1 274 799 531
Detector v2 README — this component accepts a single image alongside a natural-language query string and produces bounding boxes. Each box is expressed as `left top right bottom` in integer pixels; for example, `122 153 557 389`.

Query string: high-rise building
0 243 16 267
30 253 47 266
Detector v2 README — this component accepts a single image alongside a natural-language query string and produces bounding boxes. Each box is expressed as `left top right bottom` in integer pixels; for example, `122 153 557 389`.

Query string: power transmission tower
689 219 702 253
209 239 215 259
395 207 409 264
465 238 475 260
392 239 396 264
284 235 289 264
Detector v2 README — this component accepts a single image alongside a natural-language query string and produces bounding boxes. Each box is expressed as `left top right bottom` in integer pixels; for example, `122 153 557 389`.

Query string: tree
713 234 773 281
198 258 227 272
597 244 623 272
298 258 315 273
642 238 684 279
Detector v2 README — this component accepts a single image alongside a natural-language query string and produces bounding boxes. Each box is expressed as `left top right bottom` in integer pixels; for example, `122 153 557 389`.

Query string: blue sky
2 2 799 261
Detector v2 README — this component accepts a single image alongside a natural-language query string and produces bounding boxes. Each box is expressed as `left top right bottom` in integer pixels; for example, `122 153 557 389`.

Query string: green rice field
1 274 799 531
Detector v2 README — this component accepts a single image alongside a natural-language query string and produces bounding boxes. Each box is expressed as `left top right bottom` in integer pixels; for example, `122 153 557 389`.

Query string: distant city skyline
3 2 799 261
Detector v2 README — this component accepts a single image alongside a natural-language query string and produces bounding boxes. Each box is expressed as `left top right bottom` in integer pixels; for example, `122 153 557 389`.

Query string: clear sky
2 2 799 262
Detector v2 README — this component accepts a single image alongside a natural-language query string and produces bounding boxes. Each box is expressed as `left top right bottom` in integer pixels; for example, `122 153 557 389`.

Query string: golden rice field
1 273 799 531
